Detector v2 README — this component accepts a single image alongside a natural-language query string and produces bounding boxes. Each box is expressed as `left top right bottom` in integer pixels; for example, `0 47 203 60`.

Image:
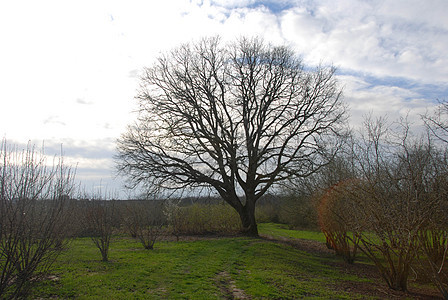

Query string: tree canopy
116 36 346 235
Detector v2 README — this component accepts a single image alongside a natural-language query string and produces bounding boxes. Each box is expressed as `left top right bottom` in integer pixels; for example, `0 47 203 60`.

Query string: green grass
32 233 372 299
259 222 326 242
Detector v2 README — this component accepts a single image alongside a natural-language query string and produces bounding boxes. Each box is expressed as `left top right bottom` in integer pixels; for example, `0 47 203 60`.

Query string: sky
1 0 447 197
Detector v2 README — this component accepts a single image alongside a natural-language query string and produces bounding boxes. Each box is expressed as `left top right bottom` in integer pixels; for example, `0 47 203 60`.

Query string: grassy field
31 224 439 299
258 223 326 242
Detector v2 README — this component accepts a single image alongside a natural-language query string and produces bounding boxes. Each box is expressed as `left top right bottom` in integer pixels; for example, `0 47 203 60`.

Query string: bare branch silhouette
116 37 346 236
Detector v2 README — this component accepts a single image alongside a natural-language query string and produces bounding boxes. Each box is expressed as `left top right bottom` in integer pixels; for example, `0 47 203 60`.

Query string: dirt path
166 233 442 299
215 270 249 299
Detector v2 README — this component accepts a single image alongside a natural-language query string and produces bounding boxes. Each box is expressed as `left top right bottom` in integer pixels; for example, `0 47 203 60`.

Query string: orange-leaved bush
318 179 361 264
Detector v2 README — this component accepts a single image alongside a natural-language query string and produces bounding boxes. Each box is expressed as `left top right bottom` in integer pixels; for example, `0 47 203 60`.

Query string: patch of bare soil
260 234 443 299
215 271 250 299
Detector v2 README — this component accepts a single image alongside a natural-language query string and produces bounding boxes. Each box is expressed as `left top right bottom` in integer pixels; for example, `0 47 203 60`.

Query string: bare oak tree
116 37 346 236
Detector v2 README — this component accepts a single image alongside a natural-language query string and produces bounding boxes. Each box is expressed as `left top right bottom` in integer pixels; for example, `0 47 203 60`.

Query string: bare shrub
282 147 357 231
123 205 138 238
417 229 448 298
420 99 448 298
317 180 361 264
414 155 448 298
124 201 165 250
163 200 183 241
0 141 75 299
84 198 118 262
348 118 445 292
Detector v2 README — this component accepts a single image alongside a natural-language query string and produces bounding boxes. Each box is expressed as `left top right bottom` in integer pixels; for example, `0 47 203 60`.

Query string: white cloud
278 0 448 84
210 0 257 9
339 75 432 130
221 6 283 42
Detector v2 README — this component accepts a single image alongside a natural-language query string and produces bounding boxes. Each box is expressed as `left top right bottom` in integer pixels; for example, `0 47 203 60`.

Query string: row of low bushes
255 195 318 230
165 202 242 237
63 196 320 264
66 196 316 243
65 200 243 239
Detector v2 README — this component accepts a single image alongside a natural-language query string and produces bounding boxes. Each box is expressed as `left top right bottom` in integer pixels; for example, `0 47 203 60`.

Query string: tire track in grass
215 270 249 299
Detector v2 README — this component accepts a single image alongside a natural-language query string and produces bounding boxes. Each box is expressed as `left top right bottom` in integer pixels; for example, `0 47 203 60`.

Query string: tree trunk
238 200 258 237
388 267 409 291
